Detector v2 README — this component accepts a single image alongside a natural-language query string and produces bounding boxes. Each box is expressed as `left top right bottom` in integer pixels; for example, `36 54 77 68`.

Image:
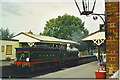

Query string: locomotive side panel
30 49 60 62
13 47 80 72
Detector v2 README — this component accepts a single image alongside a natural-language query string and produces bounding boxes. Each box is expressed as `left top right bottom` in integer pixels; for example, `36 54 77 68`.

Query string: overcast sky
0 0 105 35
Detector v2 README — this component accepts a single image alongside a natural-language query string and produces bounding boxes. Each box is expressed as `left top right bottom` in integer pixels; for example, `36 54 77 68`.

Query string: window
6 45 12 55
1 45 4 52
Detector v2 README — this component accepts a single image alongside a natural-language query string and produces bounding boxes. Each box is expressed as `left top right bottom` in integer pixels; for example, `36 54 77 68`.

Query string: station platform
33 61 98 78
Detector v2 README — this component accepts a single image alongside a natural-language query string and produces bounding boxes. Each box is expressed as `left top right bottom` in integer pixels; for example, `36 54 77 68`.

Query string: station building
0 39 19 60
11 30 79 48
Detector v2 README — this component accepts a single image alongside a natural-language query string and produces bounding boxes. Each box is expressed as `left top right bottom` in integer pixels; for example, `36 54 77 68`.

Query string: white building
0 39 19 60
12 31 79 48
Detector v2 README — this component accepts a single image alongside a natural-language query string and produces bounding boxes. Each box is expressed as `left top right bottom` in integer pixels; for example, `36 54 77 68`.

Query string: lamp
74 0 107 37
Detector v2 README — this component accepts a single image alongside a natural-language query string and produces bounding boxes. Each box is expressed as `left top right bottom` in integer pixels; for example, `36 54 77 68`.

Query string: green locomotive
13 45 80 72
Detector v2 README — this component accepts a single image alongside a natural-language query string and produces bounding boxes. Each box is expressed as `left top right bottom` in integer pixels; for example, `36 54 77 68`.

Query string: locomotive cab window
17 52 30 62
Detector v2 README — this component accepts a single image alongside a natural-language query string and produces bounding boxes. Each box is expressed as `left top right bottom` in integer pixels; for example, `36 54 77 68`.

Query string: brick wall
105 0 119 78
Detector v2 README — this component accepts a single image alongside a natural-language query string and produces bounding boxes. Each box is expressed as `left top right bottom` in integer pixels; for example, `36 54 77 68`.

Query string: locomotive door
60 51 64 59
59 45 64 59
59 45 65 66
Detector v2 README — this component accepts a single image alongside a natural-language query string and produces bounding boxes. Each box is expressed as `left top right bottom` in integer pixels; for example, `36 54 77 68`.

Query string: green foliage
40 14 88 40
0 28 14 39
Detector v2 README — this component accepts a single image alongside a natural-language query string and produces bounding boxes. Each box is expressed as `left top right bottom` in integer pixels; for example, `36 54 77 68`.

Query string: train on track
11 44 97 73
12 45 82 73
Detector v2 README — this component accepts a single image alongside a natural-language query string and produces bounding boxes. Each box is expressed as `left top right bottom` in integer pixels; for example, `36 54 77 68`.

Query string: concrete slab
33 61 98 79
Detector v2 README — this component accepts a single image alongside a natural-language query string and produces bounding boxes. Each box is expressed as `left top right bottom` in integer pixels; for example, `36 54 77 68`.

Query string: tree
40 14 88 40
0 28 14 39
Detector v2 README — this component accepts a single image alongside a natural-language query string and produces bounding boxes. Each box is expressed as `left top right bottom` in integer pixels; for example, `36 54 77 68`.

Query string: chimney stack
28 30 33 34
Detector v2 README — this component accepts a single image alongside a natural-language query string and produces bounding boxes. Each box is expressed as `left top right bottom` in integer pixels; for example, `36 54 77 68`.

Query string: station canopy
82 30 106 46
12 32 80 45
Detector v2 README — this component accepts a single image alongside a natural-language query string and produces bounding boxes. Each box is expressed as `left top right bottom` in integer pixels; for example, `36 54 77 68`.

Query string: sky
0 0 105 35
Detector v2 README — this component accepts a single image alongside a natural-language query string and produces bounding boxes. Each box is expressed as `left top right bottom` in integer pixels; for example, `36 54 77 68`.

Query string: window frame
1 45 4 52
6 45 12 55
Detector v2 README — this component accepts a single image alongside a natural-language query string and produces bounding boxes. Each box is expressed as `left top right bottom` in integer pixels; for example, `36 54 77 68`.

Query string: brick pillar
105 0 119 78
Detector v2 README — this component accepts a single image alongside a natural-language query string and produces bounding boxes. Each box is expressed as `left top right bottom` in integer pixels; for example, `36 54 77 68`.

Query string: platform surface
33 61 98 79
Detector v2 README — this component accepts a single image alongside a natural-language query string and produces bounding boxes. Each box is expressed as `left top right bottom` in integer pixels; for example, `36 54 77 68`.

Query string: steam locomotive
12 45 80 72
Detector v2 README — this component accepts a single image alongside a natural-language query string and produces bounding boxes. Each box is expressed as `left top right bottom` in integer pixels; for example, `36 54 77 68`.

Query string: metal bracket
28 42 35 47
92 39 105 46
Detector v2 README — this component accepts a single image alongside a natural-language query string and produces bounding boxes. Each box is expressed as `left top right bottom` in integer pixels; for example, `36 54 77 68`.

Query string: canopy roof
82 30 105 41
12 32 79 45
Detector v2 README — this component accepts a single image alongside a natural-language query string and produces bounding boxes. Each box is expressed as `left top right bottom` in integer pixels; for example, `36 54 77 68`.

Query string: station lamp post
74 0 106 65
